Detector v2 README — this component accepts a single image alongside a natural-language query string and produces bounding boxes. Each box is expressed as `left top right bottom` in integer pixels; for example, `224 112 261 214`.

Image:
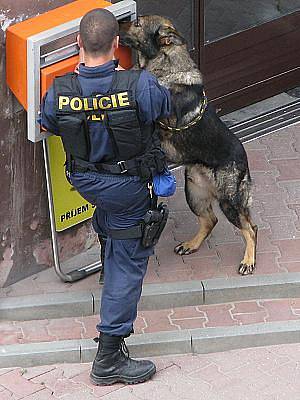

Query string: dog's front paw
174 242 196 255
238 263 256 275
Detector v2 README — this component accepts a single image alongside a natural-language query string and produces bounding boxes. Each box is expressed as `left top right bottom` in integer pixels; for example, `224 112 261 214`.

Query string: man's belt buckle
118 160 128 174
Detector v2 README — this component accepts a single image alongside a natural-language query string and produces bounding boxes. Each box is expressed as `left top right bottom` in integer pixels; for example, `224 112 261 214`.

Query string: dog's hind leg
219 200 257 275
174 167 218 255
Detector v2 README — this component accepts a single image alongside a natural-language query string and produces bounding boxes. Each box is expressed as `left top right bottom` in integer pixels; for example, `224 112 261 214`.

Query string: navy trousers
70 171 153 336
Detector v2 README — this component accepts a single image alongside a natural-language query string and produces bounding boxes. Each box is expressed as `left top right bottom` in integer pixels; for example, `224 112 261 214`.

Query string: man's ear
156 25 185 46
77 34 83 48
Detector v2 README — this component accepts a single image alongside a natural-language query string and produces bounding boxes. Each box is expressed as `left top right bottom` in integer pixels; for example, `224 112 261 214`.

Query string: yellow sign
47 135 95 231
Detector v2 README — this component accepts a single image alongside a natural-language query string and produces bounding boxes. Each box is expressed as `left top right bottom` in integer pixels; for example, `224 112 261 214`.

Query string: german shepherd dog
119 16 258 275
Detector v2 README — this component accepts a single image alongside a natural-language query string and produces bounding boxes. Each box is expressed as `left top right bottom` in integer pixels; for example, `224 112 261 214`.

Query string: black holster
105 202 169 248
141 202 169 248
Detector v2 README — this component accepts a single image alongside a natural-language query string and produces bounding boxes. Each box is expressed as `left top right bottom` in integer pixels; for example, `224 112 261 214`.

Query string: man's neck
84 53 113 68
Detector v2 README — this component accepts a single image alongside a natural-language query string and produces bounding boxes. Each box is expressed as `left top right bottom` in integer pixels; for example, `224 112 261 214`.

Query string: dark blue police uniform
42 60 170 337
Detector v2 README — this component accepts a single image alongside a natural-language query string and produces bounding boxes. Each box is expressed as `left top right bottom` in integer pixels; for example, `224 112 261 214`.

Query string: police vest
53 70 165 179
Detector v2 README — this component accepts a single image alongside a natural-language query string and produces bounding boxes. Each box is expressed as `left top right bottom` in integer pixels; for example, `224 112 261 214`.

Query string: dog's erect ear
156 25 185 46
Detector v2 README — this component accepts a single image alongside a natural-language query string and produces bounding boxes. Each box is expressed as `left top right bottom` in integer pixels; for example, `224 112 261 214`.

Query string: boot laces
120 338 130 359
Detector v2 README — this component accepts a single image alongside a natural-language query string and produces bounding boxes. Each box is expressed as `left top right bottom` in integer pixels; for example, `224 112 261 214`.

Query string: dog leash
158 90 208 132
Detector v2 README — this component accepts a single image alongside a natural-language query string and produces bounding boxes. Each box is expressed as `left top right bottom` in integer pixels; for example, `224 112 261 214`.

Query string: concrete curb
202 272 300 304
1 320 300 368
1 273 300 321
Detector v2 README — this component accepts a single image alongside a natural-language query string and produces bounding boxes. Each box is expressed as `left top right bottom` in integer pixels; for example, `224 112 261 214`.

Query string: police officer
41 8 170 385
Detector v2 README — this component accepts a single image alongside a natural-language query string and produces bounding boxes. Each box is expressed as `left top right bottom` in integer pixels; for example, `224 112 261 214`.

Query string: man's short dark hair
79 8 119 56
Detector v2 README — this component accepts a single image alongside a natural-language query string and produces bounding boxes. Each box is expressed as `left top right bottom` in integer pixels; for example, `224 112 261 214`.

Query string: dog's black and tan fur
120 16 258 275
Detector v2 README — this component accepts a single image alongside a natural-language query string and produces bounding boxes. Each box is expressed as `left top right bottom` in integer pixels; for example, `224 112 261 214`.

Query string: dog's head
119 15 185 59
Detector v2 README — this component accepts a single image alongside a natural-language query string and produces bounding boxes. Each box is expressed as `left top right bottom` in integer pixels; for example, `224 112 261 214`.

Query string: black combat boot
90 333 156 385
98 235 106 284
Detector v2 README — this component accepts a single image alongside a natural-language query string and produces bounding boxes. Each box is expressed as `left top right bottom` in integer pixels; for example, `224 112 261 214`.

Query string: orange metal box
6 0 136 142
7 0 111 109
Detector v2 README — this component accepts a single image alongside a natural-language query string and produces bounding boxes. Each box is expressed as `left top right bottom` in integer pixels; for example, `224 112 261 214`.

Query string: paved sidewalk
1 124 300 297
0 342 300 399
1 298 300 345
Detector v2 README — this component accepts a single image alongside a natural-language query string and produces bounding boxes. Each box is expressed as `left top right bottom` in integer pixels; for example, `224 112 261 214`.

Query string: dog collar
158 90 208 132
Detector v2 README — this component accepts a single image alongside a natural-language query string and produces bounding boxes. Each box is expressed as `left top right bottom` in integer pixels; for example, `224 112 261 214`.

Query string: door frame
198 1 300 114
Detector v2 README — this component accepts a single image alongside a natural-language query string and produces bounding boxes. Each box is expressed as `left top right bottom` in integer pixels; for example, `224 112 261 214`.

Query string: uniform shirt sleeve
136 70 171 125
40 85 60 135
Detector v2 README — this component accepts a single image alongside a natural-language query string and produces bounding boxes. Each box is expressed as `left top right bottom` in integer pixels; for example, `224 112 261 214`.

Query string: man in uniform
41 8 170 385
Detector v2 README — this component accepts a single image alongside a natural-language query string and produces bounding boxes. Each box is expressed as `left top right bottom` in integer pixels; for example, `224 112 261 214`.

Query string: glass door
201 0 300 113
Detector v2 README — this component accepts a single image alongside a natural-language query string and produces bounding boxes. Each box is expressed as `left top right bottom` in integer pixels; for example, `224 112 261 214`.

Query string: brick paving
1 125 300 296
0 343 300 399
1 298 300 346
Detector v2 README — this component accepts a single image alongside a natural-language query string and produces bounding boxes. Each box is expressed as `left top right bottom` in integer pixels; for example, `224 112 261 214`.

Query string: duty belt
69 158 140 175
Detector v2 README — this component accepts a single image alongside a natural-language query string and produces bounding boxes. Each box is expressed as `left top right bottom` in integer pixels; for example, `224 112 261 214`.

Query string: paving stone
256 193 291 217
150 355 177 372
232 311 268 326
255 252 284 274
0 322 23 345
0 388 21 400
244 140 268 151
18 320 52 343
261 215 300 240
214 243 245 267
270 159 300 181
54 363 90 379
170 353 212 373
0 369 13 376
255 353 291 374
134 315 147 334
151 364 211 399
279 261 300 272
76 315 99 339
31 366 65 387
268 342 300 361
18 388 55 400
49 378 88 398
21 365 56 380
155 246 185 266
47 317 84 341
0 369 45 397
259 299 300 322
273 239 300 262
231 300 264 314
247 149 274 172
72 369 125 397
143 268 161 284
165 187 188 211
199 303 238 328
170 306 204 320
279 181 300 203
181 241 217 258
249 202 270 230
55 388 98 400
101 386 144 400
156 268 194 283
251 171 283 196
139 309 176 334
256 229 280 253
189 257 226 280
189 363 234 391
264 359 300 388
260 129 298 160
